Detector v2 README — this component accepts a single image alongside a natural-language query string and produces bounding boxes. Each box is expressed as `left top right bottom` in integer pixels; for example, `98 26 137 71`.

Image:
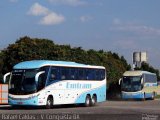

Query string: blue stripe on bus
75 85 106 103
122 92 144 99
14 60 92 69
122 92 154 99
144 83 157 87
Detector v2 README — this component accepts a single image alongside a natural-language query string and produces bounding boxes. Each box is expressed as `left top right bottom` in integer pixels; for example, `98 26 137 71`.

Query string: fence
0 84 8 104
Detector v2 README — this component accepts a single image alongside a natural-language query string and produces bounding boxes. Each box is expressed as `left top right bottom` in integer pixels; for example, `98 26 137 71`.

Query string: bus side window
87 69 95 80
78 69 84 80
83 69 87 80
142 74 145 83
92 69 96 80
49 67 58 81
100 69 105 80
86 69 90 80
38 73 45 90
154 75 157 83
95 69 100 80
70 68 76 80
61 68 65 80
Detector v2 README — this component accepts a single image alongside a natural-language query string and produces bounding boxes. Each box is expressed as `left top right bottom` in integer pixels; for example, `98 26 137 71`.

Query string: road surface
0 100 160 120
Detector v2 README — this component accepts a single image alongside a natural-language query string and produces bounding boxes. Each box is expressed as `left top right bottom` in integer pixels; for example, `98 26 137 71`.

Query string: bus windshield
9 69 39 95
121 76 142 92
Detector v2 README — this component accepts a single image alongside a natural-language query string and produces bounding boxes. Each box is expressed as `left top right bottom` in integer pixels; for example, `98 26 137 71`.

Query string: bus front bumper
122 91 144 99
8 95 46 106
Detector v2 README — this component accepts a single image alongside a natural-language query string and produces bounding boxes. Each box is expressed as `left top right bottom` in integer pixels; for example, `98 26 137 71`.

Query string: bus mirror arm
141 78 144 89
35 71 45 84
119 78 122 85
141 78 144 85
3 72 11 83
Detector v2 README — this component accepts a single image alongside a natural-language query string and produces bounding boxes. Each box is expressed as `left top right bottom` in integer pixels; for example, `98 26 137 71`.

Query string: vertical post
0 84 2 104
0 84 8 104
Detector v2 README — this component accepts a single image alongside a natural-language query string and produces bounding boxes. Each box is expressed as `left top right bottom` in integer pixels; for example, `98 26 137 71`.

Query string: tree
135 62 160 80
1 36 131 98
2 36 57 73
0 51 4 83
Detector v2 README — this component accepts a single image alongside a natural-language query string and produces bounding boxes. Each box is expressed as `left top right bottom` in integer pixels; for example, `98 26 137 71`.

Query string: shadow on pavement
0 104 85 110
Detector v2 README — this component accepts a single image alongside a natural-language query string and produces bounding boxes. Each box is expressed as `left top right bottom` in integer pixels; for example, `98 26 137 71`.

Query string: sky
0 0 160 68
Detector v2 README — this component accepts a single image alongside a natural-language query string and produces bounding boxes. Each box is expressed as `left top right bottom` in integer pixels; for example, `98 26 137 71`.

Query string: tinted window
60 67 70 80
37 66 49 90
144 74 157 83
95 70 100 80
78 68 84 80
70 68 78 80
48 67 105 81
100 69 105 80
49 67 59 81
86 69 95 80
122 76 142 92
9 69 39 95
85 69 105 80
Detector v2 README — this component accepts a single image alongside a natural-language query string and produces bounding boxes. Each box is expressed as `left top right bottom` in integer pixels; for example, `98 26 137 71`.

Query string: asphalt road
0 100 160 120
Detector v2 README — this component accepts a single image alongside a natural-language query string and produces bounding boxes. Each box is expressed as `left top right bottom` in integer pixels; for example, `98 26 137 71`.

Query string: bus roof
123 70 156 76
13 60 105 69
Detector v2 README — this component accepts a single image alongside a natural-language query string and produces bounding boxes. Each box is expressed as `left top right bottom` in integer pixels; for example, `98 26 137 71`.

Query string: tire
142 93 146 101
91 95 97 106
11 105 21 109
84 95 91 107
151 92 155 100
46 96 53 109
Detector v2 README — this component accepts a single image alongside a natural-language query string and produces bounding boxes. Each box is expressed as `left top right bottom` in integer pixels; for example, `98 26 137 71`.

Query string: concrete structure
132 51 147 69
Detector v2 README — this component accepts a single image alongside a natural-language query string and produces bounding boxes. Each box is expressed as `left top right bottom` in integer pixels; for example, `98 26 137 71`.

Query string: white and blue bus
4 60 106 108
119 71 158 100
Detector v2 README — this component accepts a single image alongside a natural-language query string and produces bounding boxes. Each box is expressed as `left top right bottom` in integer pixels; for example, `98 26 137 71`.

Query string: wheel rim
152 93 155 99
47 100 51 106
91 96 96 106
85 96 90 107
86 98 90 105
92 98 95 105
143 93 145 100
47 98 53 108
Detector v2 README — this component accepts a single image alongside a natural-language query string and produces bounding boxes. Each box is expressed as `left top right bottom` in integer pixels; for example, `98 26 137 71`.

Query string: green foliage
0 51 4 83
135 62 160 80
2 36 56 73
0 36 132 97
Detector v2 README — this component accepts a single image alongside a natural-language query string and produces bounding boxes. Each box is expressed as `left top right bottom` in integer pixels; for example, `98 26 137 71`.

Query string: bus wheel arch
91 94 97 106
84 94 91 107
46 95 54 109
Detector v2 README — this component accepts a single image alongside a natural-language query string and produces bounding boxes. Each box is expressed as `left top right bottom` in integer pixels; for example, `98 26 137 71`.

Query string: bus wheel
151 92 155 100
84 95 91 107
91 95 97 106
46 96 53 109
142 93 146 101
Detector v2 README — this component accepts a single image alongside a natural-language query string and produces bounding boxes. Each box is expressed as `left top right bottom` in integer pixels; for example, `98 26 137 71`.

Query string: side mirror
141 78 144 84
119 78 122 85
3 72 11 83
35 71 45 84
